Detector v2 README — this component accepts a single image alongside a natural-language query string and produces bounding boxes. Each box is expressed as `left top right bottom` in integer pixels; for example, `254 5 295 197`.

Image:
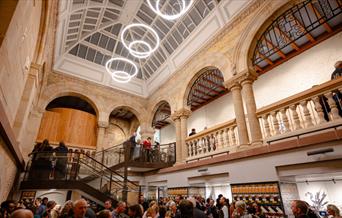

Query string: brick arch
232 0 288 74
180 52 232 109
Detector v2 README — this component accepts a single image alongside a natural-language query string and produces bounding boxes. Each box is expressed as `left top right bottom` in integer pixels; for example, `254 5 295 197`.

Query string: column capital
238 69 258 85
171 108 191 120
224 80 241 91
98 121 109 128
170 113 180 121
224 69 258 90
178 108 191 119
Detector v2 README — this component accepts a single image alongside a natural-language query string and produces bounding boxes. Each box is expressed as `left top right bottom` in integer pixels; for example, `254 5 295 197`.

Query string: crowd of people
1 194 341 218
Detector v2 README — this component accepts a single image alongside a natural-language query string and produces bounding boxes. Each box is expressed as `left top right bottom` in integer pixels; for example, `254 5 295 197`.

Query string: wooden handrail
256 77 342 116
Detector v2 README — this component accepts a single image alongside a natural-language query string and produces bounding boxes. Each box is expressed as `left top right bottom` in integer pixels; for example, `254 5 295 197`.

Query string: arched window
152 101 171 129
252 0 342 74
187 68 227 111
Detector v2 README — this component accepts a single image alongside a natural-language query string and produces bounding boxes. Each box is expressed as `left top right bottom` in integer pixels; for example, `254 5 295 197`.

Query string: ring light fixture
120 23 160 59
147 0 194 21
105 57 138 83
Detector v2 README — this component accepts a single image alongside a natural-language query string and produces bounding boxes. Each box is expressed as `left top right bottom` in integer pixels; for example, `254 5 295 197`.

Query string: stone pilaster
13 63 42 141
178 108 191 162
140 127 155 143
96 121 108 151
240 70 263 145
171 113 182 163
224 80 249 147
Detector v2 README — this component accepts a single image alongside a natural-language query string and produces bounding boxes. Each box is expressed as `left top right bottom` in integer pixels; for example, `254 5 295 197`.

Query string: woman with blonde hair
59 200 73 218
327 204 342 218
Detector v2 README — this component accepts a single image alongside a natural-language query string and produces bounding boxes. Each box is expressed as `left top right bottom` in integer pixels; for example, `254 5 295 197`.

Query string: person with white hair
232 201 252 218
187 197 206 218
72 199 88 218
327 204 342 218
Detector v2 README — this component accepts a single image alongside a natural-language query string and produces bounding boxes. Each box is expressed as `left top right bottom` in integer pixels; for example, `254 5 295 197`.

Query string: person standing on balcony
127 132 137 161
331 61 342 118
331 61 342 79
143 137 152 162
189 128 196 136
54 141 68 180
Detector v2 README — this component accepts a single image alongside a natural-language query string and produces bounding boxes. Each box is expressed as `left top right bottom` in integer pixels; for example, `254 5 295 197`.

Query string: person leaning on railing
142 137 152 162
331 61 342 118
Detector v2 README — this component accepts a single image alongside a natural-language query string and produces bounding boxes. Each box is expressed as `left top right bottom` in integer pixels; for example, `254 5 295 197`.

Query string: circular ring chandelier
147 0 193 21
105 57 138 83
120 23 160 59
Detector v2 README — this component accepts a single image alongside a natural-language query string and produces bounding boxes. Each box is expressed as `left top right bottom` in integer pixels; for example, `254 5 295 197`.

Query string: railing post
313 96 327 124
271 111 281 135
289 104 302 130
325 92 341 120
300 100 314 127
262 114 271 137
109 173 112 197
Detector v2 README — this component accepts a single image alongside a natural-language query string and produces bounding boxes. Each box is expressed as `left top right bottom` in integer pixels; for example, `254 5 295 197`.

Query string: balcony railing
94 142 176 168
185 77 342 161
257 77 342 141
186 119 239 161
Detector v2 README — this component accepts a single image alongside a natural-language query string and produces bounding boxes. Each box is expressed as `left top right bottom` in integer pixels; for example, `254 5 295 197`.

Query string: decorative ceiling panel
57 0 218 80
55 0 251 96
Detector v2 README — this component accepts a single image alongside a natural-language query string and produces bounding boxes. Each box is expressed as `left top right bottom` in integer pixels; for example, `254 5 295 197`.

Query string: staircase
20 151 138 203
20 141 176 203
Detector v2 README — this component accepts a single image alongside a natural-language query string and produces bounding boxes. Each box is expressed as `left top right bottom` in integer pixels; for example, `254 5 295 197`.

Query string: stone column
240 71 263 145
140 127 155 142
96 121 108 151
224 81 249 147
171 113 182 163
178 108 191 162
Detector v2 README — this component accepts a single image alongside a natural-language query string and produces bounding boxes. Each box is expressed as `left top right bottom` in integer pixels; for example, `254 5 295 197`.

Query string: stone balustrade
185 119 238 161
257 78 342 140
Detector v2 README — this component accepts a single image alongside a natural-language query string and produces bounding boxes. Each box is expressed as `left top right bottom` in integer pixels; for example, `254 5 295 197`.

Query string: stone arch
232 0 288 74
108 104 144 126
40 90 99 117
149 100 172 129
182 66 226 109
38 83 105 121
178 52 232 109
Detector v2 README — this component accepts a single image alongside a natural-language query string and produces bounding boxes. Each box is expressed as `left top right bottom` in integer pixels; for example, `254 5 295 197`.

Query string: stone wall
0 136 17 202
0 0 42 126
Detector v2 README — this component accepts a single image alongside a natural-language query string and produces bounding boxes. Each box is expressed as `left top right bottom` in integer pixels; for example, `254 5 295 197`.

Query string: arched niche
103 106 141 147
